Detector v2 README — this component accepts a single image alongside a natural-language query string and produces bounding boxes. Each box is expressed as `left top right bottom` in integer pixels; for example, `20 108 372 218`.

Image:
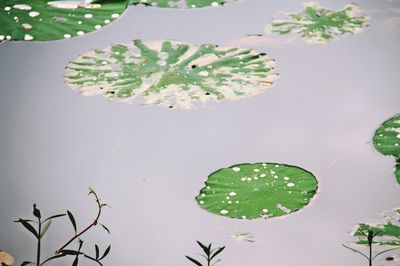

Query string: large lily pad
196 162 318 220
265 2 369 44
373 114 400 184
65 39 278 109
0 0 127 42
128 0 235 8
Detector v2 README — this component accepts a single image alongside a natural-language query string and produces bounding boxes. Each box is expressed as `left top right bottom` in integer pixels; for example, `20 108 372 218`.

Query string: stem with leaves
343 228 400 266
185 241 225 266
55 187 107 254
15 187 111 266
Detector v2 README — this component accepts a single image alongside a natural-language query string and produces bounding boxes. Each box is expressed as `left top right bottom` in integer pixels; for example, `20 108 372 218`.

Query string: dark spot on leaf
386 257 394 261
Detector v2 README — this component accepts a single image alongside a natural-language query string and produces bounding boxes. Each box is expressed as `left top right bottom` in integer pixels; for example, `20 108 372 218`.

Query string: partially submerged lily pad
196 162 318 220
346 209 400 265
128 0 235 8
0 251 14 266
373 114 400 184
65 39 278 109
0 0 127 42
351 208 400 246
265 2 369 43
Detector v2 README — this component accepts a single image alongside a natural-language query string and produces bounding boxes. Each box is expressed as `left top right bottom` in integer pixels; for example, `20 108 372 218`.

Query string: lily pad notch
196 162 318 220
265 2 369 44
373 113 400 184
65 39 279 109
0 0 128 42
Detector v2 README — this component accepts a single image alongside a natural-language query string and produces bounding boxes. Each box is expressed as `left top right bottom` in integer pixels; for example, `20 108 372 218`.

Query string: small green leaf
210 246 225 260
40 254 66 266
67 210 77 234
196 241 209 256
40 220 52 239
59 250 82 256
99 223 110 234
100 245 111 260
44 213 66 222
95 244 100 260
15 219 38 238
72 256 78 266
185 256 203 266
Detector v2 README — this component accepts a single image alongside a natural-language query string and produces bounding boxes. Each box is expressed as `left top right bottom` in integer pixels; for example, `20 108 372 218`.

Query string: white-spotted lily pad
128 0 235 8
265 2 369 44
0 0 127 42
196 162 318 220
65 40 278 109
373 114 400 184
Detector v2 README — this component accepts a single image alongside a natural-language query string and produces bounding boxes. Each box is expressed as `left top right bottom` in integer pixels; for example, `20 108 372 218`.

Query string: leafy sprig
15 188 111 266
185 241 225 266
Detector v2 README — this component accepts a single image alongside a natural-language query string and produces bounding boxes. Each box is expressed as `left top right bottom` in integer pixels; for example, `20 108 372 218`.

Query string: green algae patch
373 114 400 184
0 0 127 42
265 2 369 44
65 40 278 109
196 162 318 220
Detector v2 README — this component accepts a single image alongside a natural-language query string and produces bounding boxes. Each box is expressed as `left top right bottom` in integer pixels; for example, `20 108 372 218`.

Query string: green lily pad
196 162 318 220
373 114 400 184
351 208 400 246
0 0 127 42
265 2 369 43
128 0 235 8
65 39 278 109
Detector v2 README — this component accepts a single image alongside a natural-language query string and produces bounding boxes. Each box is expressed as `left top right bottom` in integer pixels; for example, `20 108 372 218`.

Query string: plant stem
368 230 373 266
37 218 41 266
55 190 102 254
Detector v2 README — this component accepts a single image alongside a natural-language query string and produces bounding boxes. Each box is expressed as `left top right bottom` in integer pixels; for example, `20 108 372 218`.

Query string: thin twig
55 188 103 254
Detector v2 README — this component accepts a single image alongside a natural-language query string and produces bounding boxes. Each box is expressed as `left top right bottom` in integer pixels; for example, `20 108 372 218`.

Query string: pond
0 0 399 265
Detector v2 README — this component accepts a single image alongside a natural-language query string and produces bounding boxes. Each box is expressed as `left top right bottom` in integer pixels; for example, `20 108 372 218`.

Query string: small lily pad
196 162 318 220
265 2 369 43
373 114 400 184
129 0 235 8
0 0 127 42
65 39 278 109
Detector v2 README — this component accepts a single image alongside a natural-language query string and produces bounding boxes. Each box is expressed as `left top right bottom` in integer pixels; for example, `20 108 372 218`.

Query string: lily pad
351 208 400 246
196 162 318 220
65 39 278 109
265 2 369 43
0 0 127 42
128 0 235 8
373 114 400 184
